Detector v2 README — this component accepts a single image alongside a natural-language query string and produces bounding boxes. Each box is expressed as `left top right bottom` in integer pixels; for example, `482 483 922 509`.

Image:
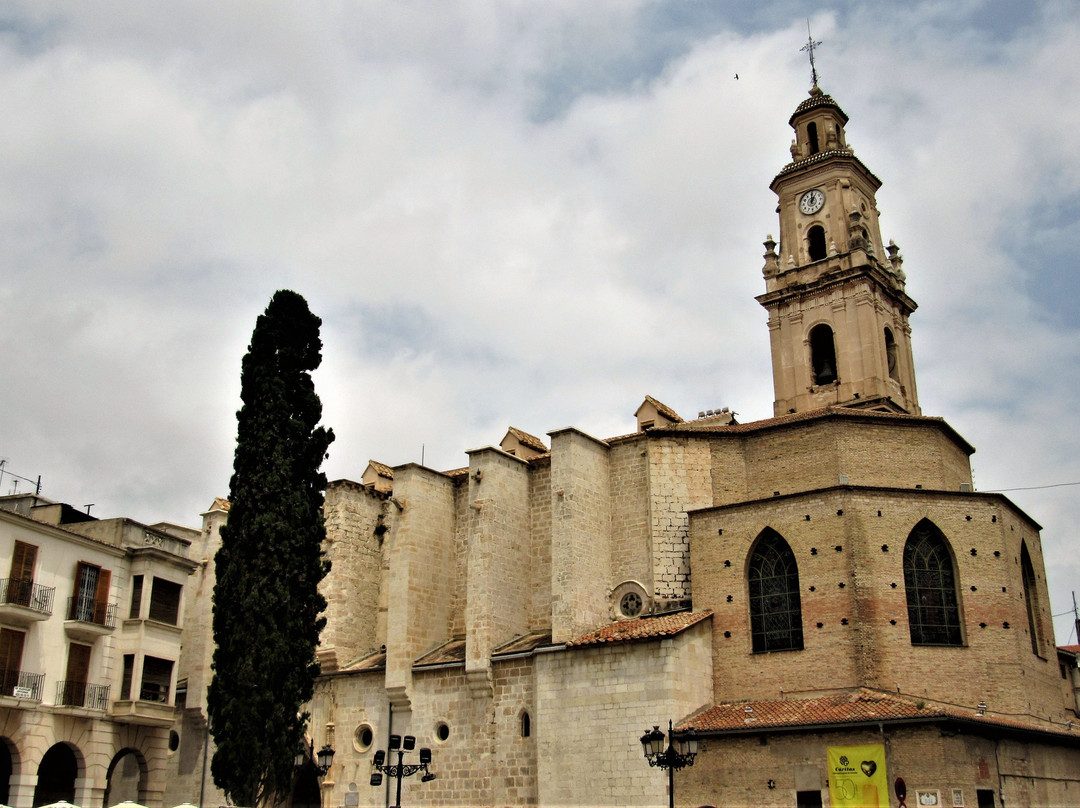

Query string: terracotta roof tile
367 460 394 480
567 611 712 647
651 406 975 454
788 88 848 125
1059 645 1080 654
682 688 1079 740
506 426 548 453
643 395 683 423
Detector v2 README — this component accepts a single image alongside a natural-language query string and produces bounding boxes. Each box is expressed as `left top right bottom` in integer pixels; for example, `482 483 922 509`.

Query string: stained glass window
903 521 963 645
749 529 804 653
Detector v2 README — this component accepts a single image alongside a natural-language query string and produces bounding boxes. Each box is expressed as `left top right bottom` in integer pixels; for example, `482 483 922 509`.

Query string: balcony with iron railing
55 680 110 711
110 679 175 727
0 668 44 701
0 578 55 625
64 597 117 641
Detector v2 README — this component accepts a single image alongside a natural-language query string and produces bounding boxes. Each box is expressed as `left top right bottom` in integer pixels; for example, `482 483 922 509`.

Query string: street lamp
640 720 699 808
369 733 436 808
294 737 336 777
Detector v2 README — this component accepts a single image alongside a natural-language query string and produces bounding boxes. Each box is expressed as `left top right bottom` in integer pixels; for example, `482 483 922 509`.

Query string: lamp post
294 737 336 777
369 733 436 808
640 720 699 808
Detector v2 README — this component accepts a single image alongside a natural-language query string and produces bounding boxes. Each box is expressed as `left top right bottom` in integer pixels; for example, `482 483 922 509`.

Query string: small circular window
168 730 180 752
353 723 375 753
620 591 643 618
435 722 450 743
612 580 650 620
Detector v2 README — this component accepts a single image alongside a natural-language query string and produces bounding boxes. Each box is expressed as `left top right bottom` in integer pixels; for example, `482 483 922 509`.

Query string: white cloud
2 2 1078 640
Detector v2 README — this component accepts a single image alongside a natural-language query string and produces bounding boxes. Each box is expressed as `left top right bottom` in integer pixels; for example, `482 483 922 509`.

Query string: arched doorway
105 748 145 805
33 744 78 806
0 739 12 805
291 764 321 808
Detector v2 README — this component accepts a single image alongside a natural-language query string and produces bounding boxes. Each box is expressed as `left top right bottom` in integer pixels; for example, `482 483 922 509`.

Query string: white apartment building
0 494 198 807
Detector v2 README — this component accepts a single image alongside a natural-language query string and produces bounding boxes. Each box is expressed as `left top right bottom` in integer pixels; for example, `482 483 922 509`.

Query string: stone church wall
321 481 393 667
384 465 457 704
549 428 612 643
527 458 552 633
691 485 1065 719
465 448 532 671
535 621 713 807
647 436 712 604
609 436 652 600
677 723 1080 808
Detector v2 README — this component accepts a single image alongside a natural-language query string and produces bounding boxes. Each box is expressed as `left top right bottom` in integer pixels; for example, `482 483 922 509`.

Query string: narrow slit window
1020 542 1042 655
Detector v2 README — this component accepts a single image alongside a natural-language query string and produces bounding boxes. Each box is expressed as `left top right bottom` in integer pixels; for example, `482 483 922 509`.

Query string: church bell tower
757 85 920 417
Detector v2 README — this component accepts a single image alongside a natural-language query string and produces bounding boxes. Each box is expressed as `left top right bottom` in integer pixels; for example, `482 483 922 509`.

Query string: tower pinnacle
800 20 822 89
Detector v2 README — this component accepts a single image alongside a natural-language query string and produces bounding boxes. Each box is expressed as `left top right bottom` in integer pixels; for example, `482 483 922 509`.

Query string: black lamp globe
317 743 336 773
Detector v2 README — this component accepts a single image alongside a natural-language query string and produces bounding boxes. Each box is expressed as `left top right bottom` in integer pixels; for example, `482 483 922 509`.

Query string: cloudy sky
2 1 1078 641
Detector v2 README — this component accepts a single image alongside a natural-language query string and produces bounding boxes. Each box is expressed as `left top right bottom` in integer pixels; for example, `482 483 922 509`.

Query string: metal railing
139 682 170 703
0 578 55 614
65 597 117 628
0 669 44 700
55 680 110 710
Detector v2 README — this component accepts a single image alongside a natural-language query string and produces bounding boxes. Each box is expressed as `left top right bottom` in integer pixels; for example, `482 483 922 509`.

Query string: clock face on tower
799 189 825 215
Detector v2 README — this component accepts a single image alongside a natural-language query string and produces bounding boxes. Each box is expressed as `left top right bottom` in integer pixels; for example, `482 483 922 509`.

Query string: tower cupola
757 88 920 417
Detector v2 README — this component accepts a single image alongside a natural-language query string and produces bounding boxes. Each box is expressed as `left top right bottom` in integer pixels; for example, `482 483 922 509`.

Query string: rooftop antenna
800 19 822 89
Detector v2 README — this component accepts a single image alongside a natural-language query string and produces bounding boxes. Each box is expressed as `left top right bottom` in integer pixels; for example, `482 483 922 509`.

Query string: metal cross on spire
800 19 822 88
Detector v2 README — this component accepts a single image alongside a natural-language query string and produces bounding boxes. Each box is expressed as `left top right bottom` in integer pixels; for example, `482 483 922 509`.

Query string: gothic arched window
809 324 837 385
748 529 804 653
807 225 827 261
1020 541 1042 655
903 521 963 646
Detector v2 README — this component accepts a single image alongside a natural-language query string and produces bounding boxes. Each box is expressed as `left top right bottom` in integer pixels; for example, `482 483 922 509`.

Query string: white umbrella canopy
170 803 201 808
37 802 82 808
107 802 149 808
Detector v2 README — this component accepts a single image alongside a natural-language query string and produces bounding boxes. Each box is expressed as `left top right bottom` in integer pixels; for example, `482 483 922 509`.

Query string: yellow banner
827 744 889 808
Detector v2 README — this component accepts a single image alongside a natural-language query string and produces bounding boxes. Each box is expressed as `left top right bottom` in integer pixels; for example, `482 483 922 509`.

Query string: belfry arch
808 324 838 386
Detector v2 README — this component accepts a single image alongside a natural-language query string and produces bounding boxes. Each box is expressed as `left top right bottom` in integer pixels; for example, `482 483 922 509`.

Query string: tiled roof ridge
788 87 848 124
567 610 713 647
506 426 549 453
604 406 955 445
643 394 683 423
773 147 864 183
682 687 1080 739
674 406 944 433
367 459 394 479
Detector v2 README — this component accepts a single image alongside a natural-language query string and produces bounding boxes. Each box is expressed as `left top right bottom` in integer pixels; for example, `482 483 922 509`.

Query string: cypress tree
208 290 335 806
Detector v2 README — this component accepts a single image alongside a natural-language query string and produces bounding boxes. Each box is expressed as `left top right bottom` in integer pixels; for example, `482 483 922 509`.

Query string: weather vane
800 19 822 88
